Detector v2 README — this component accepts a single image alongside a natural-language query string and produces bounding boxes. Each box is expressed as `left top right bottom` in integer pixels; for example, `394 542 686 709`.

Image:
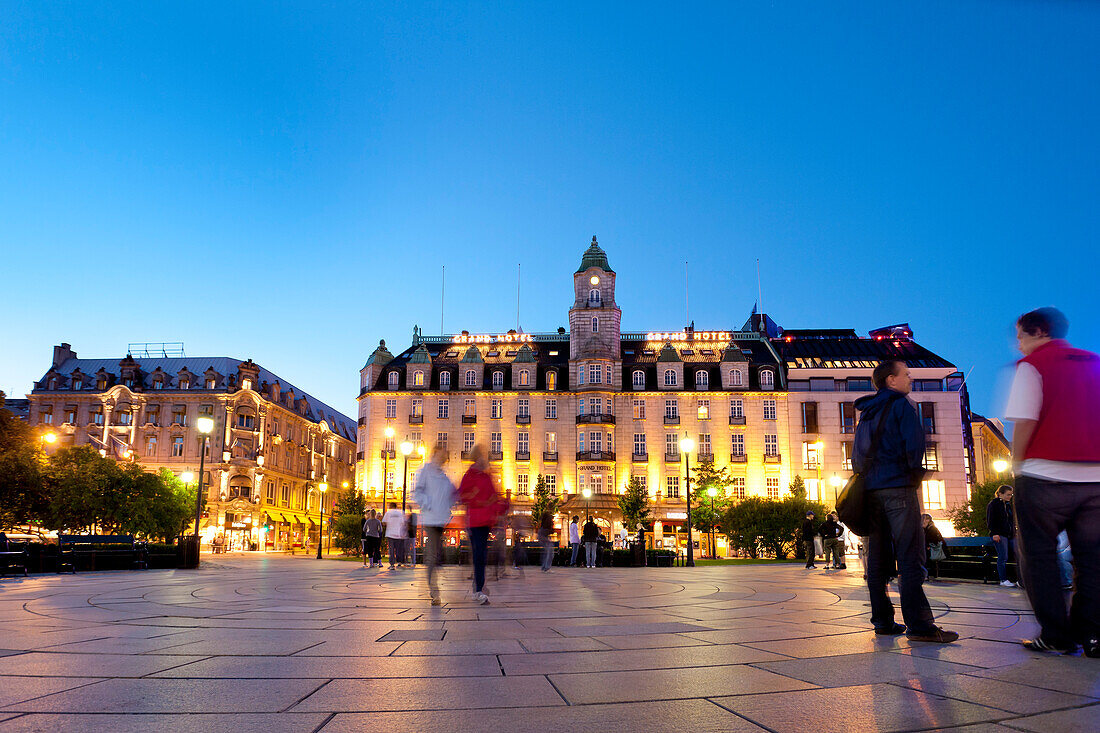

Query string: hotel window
413 371 425 387
171 405 187 426
666 476 680 499
842 441 853 470
730 477 746 500
519 369 530 387
388 371 399 389
696 370 709 389
605 365 612 384
922 480 946 510
437 432 448 451
97 376 107 390
632 370 645 389
839 402 856 433
762 399 776 420
635 475 648 495
760 370 775 390
281 484 290 505
546 475 557 495
490 432 502 453
64 406 77 424
697 399 710 420
591 397 603 414
72 378 83 391
266 481 275 501
730 399 744 419
699 433 712 456
663 369 677 387
517 474 530 495
236 412 254 429
589 364 602 384
633 433 646 456
590 431 603 452
546 432 557 453
180 378 190 390
730 369 743 387
411 398 423 417
491 399 502 419
633 399 646 419
205 377 216 389
152 377 163 390
665 399 678 419
766 477 780 499
518 398 530 418
546 371 557 391
803 441 822 469
731 433 745 456
241 378 253 391
145 436 157 456
464 370 477 387
172 437 184 457
385 399 397 419
492 371 504 389
41 406 53 424
918 402 936 434
665 433 678 457
463 432 475 452
517 432 529 453
545 399 557 419
801 402 818 433
588 288 601 305
591 316 599 333
578 432 586 452
410 431 422 449
440 372 451 389
284 448 292 469
764 434 778 456
591 475 603 494
923 444 939 471
464 399 476 417
578 398 586 417
578 365 586 385
384 471 394 492
437 399 449 419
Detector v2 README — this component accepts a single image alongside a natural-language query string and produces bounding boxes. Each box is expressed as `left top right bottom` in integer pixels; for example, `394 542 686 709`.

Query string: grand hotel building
357 238 974 552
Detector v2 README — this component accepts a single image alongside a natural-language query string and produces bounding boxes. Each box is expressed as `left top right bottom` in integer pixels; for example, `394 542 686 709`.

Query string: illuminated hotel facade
356 238 974 552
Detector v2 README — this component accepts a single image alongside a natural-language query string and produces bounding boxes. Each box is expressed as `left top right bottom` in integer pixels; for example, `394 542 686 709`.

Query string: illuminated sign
452 333 533 345
664 511 688 520
645 331 731 344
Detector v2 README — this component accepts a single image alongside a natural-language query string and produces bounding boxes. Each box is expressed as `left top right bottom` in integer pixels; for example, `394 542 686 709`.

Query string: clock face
590 276 600 285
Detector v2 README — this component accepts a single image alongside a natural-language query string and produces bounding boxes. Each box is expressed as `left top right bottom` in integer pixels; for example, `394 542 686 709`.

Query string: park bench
0 542 29 577
57 535 149 573
933 536 1016 584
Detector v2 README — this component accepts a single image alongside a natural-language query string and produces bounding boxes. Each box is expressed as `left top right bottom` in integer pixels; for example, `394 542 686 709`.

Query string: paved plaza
0 556 1097 732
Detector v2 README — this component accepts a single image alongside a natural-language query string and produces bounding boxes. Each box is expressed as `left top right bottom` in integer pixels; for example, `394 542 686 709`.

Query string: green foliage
617 475 651 531
529 474 560 525
947 477 1013 536
45 446 126 533
720 494 828 559
691 459 734 533
331 488 367 554
0 410 49 531
788 474 807 500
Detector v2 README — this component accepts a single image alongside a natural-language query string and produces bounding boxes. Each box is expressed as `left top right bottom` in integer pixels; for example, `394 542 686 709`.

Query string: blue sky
2 1 1097 420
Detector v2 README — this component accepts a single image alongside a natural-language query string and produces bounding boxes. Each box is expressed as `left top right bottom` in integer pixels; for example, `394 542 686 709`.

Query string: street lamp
382 425 395 512
706 486 718 559
680 435 695 567
582 486 592 520
992 459 1009 475
193 416 215 549
400 440 414 511
316 482 328 559
830 473 844 507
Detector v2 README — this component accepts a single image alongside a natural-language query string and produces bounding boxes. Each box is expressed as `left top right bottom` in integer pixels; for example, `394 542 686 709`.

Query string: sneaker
474 592 490 605
999 580 1016 587
875 623 906 636
1022 637 1077 655
1083 639 1099 658
907 627 959 643
430 597 441 607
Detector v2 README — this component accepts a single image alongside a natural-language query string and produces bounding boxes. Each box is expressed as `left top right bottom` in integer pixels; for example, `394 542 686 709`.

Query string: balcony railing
516 414 531 425
460 449 475 460
380 449 395 459
728 415 746 425
543 451 558 461
461 415 477 425
489 450 503 461
408 414 423 424
576 451 615 462
664 452 681 462
576 413 616 425
515 451 530 461
764 453 782 463
663 415 680 425
698 452 714 462
632 452 648 462
730 454 747 463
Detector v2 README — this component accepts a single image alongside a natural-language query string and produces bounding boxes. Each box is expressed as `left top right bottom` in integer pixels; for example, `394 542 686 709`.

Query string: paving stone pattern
0 555 1097 732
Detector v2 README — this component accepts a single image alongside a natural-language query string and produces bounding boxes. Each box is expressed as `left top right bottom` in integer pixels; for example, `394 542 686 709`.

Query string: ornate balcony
515 451 530 461
489 450 503 461
543 451 558 462
576 413 616 425
663 415 680 425
730 454 748 463
576 451 615 462
728 415 746 425
461 415 477 425
632 452 648 463
460 450 475 460
764 453 782 463
664 452 681 462
516 414 531 425
408 414 423 424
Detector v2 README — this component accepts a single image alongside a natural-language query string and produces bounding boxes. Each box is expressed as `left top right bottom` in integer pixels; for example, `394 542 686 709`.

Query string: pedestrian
986 485 1018 587
363 509 383 567
801 511 818 569
458 444 509 604
412 443 457 605
538 510 554 571
510 511 529 577
922 513 947 581
820 512 844 569
381 502 406 569
581 515 599 568
1005 307 1100 656
568 515 581 567
360 512 369 564
853 359 957 643
406 511 419 568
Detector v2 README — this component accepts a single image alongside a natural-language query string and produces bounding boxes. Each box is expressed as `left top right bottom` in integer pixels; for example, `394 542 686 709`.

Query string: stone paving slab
0 713 331 732
289 676 564 712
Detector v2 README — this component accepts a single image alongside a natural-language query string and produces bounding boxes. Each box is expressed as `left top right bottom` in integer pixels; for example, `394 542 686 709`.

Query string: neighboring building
971 413 1011 487
0 391 30 420
27 344 357 551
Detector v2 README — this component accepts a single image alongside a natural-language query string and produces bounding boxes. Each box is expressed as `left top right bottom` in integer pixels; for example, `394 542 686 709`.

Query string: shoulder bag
835 396 896 536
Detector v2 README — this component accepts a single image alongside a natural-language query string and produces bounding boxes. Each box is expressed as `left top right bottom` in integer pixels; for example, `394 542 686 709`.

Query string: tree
529 474 560 526
0 410 49 531
617 475 651 532
948 477 1012 536
788 474 807 500
691 459 734 535
44 446 127 532
720 494 827 559
331 489 368 555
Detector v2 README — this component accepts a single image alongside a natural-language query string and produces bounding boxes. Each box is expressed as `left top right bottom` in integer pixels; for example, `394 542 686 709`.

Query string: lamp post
400 439 413 512
992 459 1009 475
382 426 395 512
316 482 328 559
706 486 718 559
680 435 695 567
830 473 844 507
40 430 57 452
193 416 215 550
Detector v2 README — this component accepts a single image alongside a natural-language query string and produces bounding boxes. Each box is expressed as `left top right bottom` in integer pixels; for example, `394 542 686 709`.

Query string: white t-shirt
381 509 407 539
1005 362 1100 481
569 521 580 544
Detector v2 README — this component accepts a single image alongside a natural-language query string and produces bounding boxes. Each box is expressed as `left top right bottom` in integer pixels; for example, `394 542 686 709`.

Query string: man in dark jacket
853 360 957 643
801 512 817 568
581 517 600 568
819 513 844 569
986 485 1017 587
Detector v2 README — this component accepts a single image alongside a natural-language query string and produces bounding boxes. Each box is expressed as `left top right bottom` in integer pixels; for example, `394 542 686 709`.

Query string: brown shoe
907 627 959 643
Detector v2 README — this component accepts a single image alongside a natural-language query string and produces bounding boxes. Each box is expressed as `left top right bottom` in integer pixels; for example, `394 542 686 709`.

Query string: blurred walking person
458 444 509 604
1006 307 1100 656
538 510 554 571
413 443 457 605
801 511 818 569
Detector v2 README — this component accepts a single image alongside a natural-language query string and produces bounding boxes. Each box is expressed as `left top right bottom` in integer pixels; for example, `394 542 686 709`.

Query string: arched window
632 370 645 389
519 369 530 387
664 369 677 387
413 371 425 387
696 370 709 389
439 372 451 389
546 370 557 391
492 371 504 389
591 316 599 332
760 369 775 390
730 369 743 387
388 371 399 388
464 370 477 387
588 288 601 305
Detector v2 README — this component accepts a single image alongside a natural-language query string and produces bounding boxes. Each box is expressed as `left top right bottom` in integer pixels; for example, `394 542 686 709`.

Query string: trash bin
177 535 200 569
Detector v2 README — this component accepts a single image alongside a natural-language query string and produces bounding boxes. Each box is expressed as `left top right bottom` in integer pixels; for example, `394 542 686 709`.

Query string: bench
57 535 149 573
934 537 1016 584
0 542 29 577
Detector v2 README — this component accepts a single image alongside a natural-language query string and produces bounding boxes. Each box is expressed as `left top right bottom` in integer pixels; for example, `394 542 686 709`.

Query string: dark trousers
469 525 490 593
1014 476 1100 647
804 540 816 567
365 536 381 565
992 536 1015 582
424 526 444 596
865 487 936 635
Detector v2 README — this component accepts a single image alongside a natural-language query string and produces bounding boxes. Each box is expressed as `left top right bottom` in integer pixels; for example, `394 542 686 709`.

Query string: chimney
52 343 75 367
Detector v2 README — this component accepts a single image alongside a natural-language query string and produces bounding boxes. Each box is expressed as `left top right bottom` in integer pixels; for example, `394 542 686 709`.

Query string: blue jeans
865 487 936 635
570 542 581 566
585 542 597 567
992 535 1015 582
541 539 554 570
1057 531 1074 587
469 526 490 593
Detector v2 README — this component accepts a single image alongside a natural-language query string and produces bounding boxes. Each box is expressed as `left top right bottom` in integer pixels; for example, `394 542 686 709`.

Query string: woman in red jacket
459 444 509 604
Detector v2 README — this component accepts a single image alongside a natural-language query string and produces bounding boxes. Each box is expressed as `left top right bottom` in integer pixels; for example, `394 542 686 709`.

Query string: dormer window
464 370 477 387
664 369 677 387
153 379 164 390
546 370 557 391
72 378 82 391
440 372 451 389
48 378 57 390
180 378 190 390
97 377 107 390
588 288 601 306
413 371 425 387
696 370 709 389
242 379 253 391
632 370 645 389
492 371 504 389
730 369 743 387
206 378 216 389
518 369 530 387
760 369 775 390
124 377 134 388
388 372 399 389
591 317 599 333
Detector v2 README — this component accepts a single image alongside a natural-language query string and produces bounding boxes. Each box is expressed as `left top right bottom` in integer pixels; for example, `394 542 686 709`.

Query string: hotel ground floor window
517 474 529 495
266 481 276 502
730 477 745 500
665 476 680 499
172 437 184 457
281 484 290 506
545 475 557 495
922 480 946 510
766 477 780 500
145 436 157 457
731 433 744 456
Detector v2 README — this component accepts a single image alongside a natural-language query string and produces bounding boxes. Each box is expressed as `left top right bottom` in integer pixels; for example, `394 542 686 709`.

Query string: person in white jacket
413 443 458 605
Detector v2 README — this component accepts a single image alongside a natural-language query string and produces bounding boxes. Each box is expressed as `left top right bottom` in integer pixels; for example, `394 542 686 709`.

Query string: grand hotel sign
645 331 732 347
452 333 534 345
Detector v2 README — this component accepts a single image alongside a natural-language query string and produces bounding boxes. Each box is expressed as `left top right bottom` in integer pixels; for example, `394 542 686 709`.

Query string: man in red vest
1006 307 1100 657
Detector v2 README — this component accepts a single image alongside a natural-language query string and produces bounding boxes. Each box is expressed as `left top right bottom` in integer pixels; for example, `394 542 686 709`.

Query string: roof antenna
756 259 764 316
440 265 445 336
517 263 521 332
685 261 690 327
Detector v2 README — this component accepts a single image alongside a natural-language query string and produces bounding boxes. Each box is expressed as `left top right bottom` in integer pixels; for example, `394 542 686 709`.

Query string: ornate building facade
27 344 357 551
